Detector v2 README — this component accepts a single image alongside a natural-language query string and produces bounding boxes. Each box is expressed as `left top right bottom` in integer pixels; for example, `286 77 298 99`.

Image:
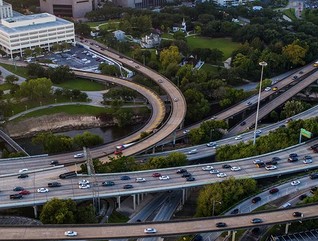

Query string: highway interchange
1 38 318 239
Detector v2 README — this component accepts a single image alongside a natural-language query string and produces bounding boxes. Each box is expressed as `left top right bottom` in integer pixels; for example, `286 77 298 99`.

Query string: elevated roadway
0 129 28 156
0 204 316 240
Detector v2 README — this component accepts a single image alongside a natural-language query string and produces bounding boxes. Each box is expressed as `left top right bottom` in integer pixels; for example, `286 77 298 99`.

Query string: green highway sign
301 128 312 138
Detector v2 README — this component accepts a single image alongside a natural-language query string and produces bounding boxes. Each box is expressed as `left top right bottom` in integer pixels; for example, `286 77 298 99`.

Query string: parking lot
36 44 117 73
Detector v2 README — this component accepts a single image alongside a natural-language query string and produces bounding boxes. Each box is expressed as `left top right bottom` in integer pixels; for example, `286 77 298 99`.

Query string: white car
78 179 90 185
19 168 28 173
187 149 198 155
231 166 241 171
183 129 190 134
265 165 277 170
303 156 313 164
217 173 227 178
206 142 217 147
144 228 157 234
202 166 213 171
64 231 77 237
254 130 262 134
79 184 90 189
159 175 170 180
235 135 242 140
210 169 219 174
74 153 84 158
136 178 146 183
291 180 301 186
37 188 49 193
264 87 271 91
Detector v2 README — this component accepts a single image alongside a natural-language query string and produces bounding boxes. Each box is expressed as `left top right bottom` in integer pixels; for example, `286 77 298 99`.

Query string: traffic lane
0 204 317 240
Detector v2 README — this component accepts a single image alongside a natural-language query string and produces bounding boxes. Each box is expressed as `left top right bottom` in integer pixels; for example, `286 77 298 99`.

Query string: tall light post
253 61 267 145
212 200 222 216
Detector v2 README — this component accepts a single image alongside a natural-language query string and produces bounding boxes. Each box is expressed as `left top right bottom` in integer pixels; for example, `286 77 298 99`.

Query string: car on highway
135 178 146 183
50 160 59 165
79 179 90 185
291 180 301 186
183 130 190 134
310 173 318 179
37 188 49 193
73 153 84 158
256 163 266 168
186 176 196 182
217 173 227 178
264 87 271 91
120 175 131 180
18 168 28 173
19 190 31 195
114 150 122 155
222 164 231 169
251 218 263 224
272 157 281 162
10 194 23 199
252 196 261 203
266 160 278 165
210 169 220 174
13 186 24 191
240 121 246 126
18 173 29 178
181 172 192 178
293 75 298 80
303 156 313 164
102 181 115 186
272 86 278 91
288 156 298 162
206 142 217 147
230 208 239 214
293 212 303 217
231 166 241 171
159 175 170 180
269 188 279 194
173 98 179 102
48 182 61 187
246 101 252 106
65 231 77 237
235 135 242 140
253 159 263 164
265 165 277 171
79 184 90 189
144 228 157 233
123 184 133 189
202 166 213 171
152 173 161 177
289 153 298 158
187 149 198 155
216 222 227 227
176 169 187 174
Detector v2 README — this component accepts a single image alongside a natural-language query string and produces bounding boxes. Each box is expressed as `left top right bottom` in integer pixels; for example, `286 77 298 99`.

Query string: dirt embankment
4 113 114 138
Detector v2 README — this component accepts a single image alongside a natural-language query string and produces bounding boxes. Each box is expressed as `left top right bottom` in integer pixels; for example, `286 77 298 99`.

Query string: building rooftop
0 13 73 34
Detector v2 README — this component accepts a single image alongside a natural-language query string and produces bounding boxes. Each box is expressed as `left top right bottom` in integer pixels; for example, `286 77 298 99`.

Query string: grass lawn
107 211 129 223
161 33 174 40
187 36 240 59
55 78 106 91
282 8 297 21
0 63 28 78
0 83 12 91
200 63 223 73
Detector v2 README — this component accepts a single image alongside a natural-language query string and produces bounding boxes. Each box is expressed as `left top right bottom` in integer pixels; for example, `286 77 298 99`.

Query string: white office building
0 0 13 19
0 13 75 58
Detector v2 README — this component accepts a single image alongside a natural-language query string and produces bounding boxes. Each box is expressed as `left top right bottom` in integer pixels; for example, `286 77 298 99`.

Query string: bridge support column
152 146 156 154
117 196 121 209
172 131 176 147
231 231 237 241
182 189 187 205
136 194 140 205
133 194 136 210
285 223 291 234
33 205 38 218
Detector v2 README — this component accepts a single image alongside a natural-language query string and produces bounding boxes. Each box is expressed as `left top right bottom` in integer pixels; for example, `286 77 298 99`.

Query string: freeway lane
1 139 318 208
0 204 317 240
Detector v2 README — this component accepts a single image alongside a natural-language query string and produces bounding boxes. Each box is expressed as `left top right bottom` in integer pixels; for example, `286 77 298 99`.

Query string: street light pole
253 61 267 145
212 200 222 216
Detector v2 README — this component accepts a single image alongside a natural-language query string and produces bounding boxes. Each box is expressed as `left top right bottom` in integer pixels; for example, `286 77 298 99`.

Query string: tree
5 75 19 84
73 131 103 149
282 100 308 118
51 43 61 53
114 108 133 127
160 45 181 69
32 132 73 154
184 89 210 123
40 198 77 224
33 46 43 58
23 48 33 58
282 40 308 66
18 77 52 100
145 152 187 169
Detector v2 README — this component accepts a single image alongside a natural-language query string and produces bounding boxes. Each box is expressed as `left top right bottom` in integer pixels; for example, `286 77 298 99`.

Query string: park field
187 36 240 59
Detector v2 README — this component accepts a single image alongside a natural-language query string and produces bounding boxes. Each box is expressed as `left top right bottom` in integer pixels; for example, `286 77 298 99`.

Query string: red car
19 190 31 195
152 172 161 177
114 150 122 155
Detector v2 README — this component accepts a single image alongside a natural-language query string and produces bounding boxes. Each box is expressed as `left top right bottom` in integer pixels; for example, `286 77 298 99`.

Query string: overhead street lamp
253 61 267 145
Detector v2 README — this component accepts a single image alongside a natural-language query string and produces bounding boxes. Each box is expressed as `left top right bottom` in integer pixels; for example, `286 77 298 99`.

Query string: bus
314 61 318 67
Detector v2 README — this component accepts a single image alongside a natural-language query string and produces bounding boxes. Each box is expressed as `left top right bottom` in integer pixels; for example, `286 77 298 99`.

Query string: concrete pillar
285 223 291 234
133 194 136 210
33 205 38 218
179 120 184 129
182 189 186 205
137 194 140 205
152 146 156 154
117 196 121 209
231 231 237 241
172 131 176 146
